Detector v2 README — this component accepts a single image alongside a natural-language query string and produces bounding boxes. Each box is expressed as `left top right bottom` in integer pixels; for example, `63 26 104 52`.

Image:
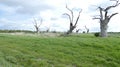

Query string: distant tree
84 25 89 33
93 0 120 37
33 18 42 34
46 28 49 33
63 5 82 35
76 29 81 33
46 27 50 33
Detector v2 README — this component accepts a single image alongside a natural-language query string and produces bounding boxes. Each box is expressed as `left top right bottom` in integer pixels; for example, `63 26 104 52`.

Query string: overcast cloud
0 0 120 32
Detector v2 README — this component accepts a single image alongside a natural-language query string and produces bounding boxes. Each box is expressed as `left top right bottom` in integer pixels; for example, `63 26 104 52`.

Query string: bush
94 32 100 37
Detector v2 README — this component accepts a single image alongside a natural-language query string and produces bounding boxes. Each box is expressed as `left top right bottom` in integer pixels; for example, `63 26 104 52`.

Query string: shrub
94 32 100 37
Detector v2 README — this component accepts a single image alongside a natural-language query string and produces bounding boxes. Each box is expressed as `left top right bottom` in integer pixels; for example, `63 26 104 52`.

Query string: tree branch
38 19 42 27
66 5 74 22
93 15 101 20
109 13 118 20
63 13 72 23
105 11 108 18
99 7 104 20
104 0 120 11
93 17 101 20
33 18 42 29
74 9 82 26
33 18 37 27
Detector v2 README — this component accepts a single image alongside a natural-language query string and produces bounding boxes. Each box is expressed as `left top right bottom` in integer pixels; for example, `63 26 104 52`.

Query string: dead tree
93 0 120 37
33 18 42 34
84 25 89 33
46 27 50 33
76 29 81 33
63 5 82 35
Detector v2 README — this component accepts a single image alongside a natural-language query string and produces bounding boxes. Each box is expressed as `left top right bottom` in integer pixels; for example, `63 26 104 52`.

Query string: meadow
0 33 120 67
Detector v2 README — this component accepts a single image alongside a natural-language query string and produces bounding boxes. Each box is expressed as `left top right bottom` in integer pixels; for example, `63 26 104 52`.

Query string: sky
0 0 120 32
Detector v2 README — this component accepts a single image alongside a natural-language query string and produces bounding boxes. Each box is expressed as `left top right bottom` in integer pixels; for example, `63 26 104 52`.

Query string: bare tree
63 5 82 35
93 0 120 37
46 27 50 33
33 18 42 34
84 25 89 33
76 29 81 33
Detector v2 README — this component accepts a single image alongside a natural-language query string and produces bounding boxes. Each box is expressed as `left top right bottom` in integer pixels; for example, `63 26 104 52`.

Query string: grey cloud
0 0 45 7
50 17 58 21
0 0 54 15
0 18 32 30
0 0 20 6
16 5 53 15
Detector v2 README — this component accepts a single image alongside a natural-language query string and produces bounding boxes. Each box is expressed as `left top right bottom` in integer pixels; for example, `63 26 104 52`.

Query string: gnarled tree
33 18 42 34
93 0 120 37
63 5 82 34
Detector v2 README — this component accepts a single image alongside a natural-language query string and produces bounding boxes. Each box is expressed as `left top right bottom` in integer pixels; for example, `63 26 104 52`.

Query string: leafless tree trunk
63 5 82 35
93 0 119 37
84 25 89 33
33 18 42 34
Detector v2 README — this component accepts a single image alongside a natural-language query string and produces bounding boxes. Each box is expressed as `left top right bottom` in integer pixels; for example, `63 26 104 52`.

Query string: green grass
0 33 120 67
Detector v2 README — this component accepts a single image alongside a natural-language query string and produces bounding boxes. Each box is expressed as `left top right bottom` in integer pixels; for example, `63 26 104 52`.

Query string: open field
0 33 120 67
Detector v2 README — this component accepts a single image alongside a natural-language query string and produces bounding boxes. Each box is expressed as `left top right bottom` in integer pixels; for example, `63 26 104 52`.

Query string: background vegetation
0 30 34 33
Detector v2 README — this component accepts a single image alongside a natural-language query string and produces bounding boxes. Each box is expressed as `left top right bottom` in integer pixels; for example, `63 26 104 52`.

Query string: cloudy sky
0 0 120 32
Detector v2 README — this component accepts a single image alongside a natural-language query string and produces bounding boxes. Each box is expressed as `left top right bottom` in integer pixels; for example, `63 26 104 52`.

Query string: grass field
0 33 120 67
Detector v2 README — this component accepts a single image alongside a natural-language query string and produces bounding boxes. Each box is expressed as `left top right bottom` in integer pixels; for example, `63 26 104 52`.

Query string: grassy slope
0 34 120 67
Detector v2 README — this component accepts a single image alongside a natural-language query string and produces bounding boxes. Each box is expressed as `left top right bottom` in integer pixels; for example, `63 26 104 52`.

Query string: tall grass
0 33 120 67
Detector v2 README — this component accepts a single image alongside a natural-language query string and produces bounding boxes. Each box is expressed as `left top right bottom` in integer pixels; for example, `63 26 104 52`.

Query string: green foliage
0 33 120 67
94 32 100 37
